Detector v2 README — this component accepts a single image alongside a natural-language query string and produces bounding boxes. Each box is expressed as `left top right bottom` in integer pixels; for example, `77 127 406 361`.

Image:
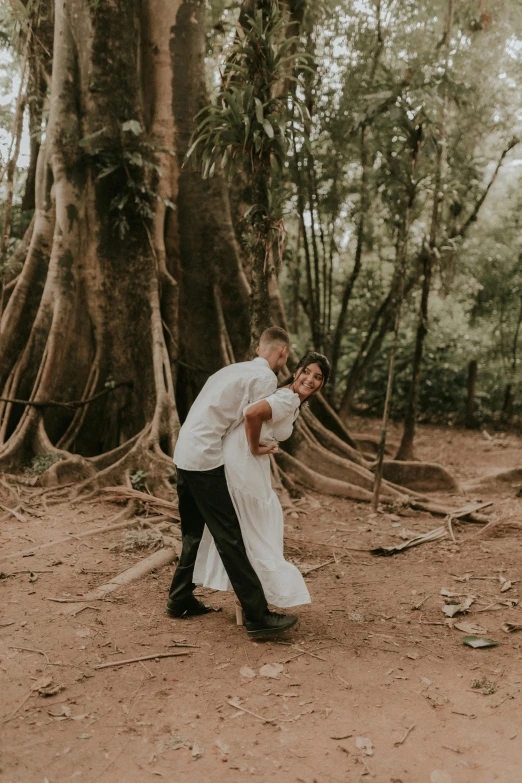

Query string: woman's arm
244 400 277 456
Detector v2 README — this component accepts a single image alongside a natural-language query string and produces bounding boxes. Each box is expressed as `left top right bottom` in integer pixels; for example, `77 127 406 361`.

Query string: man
167 326 298 637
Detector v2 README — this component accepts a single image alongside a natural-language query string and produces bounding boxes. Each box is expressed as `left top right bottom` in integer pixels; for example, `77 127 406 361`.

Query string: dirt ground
2 422 522 783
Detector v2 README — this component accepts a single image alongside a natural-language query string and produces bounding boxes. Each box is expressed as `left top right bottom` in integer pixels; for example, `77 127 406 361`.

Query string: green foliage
24 452 62 477
188 2 311 191
79 120 175 238
130 469 148 491
277 0 522 423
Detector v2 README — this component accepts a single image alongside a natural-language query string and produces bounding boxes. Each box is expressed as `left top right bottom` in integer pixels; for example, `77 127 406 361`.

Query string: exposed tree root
464 467 522 493
285 419 405 499
301 407 368 467
276 449 397 502
308 393 359 450
350 433 398 457
382 459 460 493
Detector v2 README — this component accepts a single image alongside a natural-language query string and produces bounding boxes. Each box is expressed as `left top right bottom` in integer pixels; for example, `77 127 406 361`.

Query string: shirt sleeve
248 370 277 407
264 389 300 423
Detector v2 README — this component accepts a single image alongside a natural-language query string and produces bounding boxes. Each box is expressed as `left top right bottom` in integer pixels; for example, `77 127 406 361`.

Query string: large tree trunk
0 0 186 491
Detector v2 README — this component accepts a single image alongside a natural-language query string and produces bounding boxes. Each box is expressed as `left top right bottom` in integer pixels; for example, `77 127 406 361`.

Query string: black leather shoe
166 596 213 618
245 610 298 638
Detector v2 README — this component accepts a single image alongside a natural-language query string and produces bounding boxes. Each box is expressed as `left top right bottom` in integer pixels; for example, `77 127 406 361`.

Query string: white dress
193 388 311 608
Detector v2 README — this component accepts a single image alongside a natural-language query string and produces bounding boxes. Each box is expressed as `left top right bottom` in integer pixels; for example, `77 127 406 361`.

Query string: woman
193 351 330 616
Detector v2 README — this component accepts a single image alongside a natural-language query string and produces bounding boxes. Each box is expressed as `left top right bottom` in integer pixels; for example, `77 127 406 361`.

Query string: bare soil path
1 423 522 783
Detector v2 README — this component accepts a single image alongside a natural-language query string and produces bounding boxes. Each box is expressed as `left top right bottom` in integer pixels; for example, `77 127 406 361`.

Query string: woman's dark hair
294 351 330 388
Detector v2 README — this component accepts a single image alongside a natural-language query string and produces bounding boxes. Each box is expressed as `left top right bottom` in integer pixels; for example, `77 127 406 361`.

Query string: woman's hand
244 400 274 456
252 441 279 456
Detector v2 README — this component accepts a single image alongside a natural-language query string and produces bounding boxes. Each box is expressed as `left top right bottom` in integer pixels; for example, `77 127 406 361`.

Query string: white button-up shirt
174 357 277 472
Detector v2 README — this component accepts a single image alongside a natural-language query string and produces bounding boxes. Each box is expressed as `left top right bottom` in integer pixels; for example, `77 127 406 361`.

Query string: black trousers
168 466 268 622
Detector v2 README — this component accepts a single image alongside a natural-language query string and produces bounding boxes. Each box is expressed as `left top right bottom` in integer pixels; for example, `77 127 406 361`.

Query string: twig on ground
93 651 192 669
71 605 102 616
101 487 180 520
0 502 26 522
447 516 457 543
227 698 277 724
9 646 50 663
0 508 139 563
302 558 336 575
2 690 34 723
46 596 112 603
138 660 155 678
394 724 415 747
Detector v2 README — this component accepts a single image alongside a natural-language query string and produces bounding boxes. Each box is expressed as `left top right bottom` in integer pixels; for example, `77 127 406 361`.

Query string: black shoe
245 610 298 638
166 596 213 618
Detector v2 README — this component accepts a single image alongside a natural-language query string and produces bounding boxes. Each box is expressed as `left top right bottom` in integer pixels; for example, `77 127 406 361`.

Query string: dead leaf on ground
430 772 452 783
39 683 65 697
451 622 488 635
47 704 71 719
355 736 374 756
214 739 229 756
499 577 513 593
478 599 518 612
191 740 203 759
31 676 52 692
259 663 284 679
453 572 474 582
442 597 474 618
502 622 522 633
240 666 256 679
462 635 500 649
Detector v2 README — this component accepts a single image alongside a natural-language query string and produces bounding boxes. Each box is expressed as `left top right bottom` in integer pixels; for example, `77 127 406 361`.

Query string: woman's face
293 362 324 400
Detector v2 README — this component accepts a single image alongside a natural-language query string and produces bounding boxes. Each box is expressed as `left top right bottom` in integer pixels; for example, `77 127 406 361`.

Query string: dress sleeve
264 389 300 423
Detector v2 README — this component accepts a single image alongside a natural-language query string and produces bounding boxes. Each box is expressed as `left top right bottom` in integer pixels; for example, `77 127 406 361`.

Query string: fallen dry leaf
214 739 229 756
240 666 256 679
259 663 284 679
462 635 500 649
502 622 522 633
355 736 374 756
430 771 452 783
452 622 488 635
442 597 473 618
192 740 203 759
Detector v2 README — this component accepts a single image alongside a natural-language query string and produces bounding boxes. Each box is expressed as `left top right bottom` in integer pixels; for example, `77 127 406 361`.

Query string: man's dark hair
259 326 290 348
295 351 331 388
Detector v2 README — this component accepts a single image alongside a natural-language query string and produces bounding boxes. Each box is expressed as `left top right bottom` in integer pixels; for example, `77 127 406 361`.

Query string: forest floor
2 421 522 783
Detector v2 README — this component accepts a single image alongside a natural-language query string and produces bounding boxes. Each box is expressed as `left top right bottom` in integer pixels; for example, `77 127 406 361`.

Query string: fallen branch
0 502 26 522
93 651 192 669
61 543 181 615
101 487 180 520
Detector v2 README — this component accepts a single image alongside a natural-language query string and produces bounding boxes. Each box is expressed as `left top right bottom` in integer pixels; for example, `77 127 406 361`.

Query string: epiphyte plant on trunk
185 0 313 348
79 119 176 240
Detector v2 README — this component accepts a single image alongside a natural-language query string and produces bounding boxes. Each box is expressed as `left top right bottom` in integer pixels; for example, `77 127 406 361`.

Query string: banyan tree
0 0 459 510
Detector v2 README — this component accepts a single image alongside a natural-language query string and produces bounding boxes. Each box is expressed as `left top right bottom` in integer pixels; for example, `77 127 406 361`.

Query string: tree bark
465 359 478 428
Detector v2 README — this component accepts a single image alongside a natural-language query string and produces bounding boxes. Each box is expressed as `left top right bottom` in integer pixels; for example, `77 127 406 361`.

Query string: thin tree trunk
465 359 478 427
395 0 454 461
329 124 368 397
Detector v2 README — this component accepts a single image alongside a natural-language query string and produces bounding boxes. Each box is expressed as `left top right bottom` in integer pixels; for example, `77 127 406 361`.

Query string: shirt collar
252 357 271 370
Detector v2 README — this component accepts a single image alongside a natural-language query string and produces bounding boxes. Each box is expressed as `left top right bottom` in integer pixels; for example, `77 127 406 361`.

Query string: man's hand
253 441 279 456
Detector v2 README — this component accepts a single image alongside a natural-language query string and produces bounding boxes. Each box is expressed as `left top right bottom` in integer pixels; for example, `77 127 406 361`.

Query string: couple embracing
167 327 330 638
